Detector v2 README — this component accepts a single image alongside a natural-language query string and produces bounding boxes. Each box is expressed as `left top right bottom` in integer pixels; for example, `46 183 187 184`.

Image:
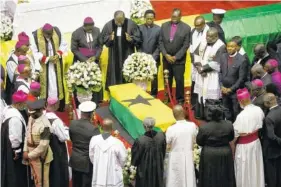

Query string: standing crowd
1 6 281 187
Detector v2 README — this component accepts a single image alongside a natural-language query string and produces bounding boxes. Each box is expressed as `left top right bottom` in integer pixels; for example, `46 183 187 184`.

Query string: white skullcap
211 9 226 15
79 101 96 112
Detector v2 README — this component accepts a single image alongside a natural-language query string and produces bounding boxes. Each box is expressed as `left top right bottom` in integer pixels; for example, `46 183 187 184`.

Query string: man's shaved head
114 10 125 18
206 27 218 44
114 10 125 26
194 16 205 32
254 43 267 59
263 93 277 108
103 118 113 132
172 105 185 120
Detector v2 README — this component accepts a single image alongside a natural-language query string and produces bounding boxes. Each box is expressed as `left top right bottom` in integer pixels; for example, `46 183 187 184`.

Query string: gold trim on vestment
37 28 64 100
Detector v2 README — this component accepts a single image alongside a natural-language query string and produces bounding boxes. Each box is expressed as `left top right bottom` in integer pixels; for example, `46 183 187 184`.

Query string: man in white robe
89 118 127 187
166 105 198 187
232 88 265 187
190 16 209 107
194 27 226 119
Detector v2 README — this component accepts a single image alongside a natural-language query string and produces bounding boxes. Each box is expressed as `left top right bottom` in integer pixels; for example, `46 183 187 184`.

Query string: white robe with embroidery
190 25 209 81
233 104 265 187
166 120 198 187
194 39 224 103
89 135 127 187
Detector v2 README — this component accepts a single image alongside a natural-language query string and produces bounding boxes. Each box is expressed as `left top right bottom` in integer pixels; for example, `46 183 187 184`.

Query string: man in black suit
263 93 281 187
159 8 191 104
251 79 267 114
207 9 226 44
138 10 160 97
69 101 100 187
252 44 275 68
220 40 248 121
231 36 251 80
251 64 272 86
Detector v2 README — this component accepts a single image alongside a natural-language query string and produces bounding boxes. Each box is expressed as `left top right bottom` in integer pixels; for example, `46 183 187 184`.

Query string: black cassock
207 21 226 44
101 18 141 89
131 130 166 187
196 120 236 187
1 117 30 187
49 118 69 187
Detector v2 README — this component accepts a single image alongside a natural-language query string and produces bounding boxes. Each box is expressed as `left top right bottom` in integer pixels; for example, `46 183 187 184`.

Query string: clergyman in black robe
131 117 166 187
101 10 141 89
1 105 31 187
196 104 236 187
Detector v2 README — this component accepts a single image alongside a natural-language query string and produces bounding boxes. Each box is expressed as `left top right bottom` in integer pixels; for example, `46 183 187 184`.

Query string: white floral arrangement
0 13 13 41
123 52 157 82
193 143 201 170
67 61 102 93
130 0 153 25
123 148 137 185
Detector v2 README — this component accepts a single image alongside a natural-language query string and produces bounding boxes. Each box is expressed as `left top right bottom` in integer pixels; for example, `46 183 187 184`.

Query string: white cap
211 9 226 15
78 101 97 112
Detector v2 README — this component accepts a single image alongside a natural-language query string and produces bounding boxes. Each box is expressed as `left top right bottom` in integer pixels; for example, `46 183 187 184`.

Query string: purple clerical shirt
271 71 281 94
170 23 178 41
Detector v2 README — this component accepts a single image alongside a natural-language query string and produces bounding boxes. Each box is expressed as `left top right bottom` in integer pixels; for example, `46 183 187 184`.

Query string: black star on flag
122 94 154 107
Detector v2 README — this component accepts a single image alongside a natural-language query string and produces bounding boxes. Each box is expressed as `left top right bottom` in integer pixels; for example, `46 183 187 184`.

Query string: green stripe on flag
109 97 161 140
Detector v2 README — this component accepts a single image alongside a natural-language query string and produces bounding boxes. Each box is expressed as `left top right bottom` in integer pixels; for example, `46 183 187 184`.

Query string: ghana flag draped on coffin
109 83 176 139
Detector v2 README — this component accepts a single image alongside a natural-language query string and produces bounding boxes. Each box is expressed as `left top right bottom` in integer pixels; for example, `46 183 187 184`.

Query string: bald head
263 93 277 108
172 105 185 120
206 27 218 44
114 10 125 26
254 44 267 59
194 16 206 32
251 64 266 79
103 118 113 132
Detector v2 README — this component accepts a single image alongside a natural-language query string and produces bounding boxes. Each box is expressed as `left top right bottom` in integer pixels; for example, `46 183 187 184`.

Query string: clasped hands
221 86 232 95
48 55 59 64
165 54 176 64
110 32 132 42
194 62 207 77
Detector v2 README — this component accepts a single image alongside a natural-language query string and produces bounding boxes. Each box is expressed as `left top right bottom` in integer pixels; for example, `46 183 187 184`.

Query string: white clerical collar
262 53 269 60
229 52 237 57
270 105 278 110
261 73 268 79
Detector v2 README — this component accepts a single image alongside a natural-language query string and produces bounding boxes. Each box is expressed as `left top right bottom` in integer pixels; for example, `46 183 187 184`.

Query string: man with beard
251 64 272 86
101 10 141 89
263 93 281 187
159 8 191 104
138 10 160 97
193 27 226 119
220 40 248 121
71 17 103 105
264 59 281 94
31 23 68 111
1 90 31 187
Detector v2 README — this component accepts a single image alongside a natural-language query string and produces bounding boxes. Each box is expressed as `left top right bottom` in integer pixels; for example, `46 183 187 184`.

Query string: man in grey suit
69 101 100 187
71 17 103 63
220 40 248 121
159 8 191 104
251 64 272 86
71 17 103 105
138 10 160 97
